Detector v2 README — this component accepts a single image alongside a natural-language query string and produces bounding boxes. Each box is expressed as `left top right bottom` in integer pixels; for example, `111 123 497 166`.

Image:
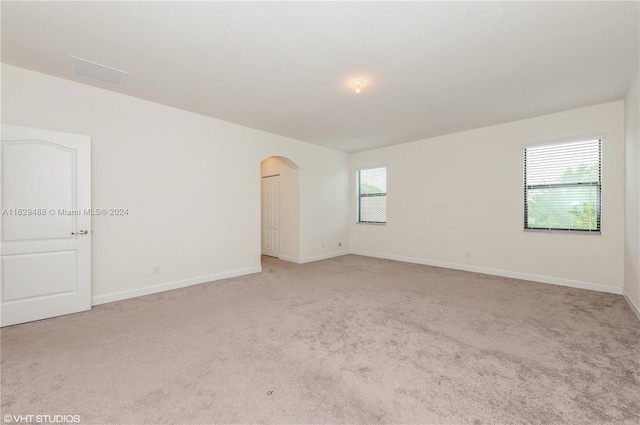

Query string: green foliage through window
357 167 387 223
524 139 601 232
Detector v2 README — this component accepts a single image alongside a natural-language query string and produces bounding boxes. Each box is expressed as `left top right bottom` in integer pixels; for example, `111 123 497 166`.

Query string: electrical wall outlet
153 265 160 274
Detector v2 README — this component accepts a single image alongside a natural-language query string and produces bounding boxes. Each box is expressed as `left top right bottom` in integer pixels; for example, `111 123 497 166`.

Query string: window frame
523 137 602 234
356 166 387 225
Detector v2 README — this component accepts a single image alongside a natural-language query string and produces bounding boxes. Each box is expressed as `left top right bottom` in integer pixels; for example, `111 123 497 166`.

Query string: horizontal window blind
524 139 601 232
358 167 386 223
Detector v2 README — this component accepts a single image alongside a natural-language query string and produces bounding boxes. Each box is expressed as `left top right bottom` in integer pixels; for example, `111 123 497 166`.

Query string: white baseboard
278 255 300 263
92 266 262 306
279 251 349 264
299 251 350 264
350 250 623 295
623 289 640 321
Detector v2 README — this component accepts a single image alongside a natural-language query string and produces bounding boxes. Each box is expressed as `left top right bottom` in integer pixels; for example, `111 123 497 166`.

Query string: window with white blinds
357 167 386 224
524 138 601 232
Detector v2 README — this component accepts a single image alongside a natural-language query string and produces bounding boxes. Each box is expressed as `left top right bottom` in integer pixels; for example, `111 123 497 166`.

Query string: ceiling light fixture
353 80 364 95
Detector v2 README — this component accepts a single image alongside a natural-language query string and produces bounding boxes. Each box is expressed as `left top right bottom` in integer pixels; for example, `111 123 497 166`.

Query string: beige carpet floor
2 255 639 424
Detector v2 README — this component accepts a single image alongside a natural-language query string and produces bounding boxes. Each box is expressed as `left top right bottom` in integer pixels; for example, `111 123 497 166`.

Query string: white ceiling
2 1 638 153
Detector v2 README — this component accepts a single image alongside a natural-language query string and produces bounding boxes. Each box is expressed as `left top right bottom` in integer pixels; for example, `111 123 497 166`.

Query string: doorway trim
260 156 300 262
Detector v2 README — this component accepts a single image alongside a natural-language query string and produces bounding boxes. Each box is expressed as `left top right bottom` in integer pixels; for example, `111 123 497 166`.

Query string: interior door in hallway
1 124 92 326
262 175 280 258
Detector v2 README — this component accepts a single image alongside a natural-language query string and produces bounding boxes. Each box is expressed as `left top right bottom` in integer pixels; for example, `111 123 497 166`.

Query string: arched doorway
260 156 300 262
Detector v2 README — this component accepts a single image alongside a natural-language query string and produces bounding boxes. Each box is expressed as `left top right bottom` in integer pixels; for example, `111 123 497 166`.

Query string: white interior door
1 124 91 327
262 176 280 258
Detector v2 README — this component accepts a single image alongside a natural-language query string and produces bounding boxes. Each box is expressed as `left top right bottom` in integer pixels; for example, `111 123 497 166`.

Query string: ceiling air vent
70 56 128 87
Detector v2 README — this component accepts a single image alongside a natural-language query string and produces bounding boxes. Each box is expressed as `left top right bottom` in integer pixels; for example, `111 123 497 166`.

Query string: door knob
72 229 89 235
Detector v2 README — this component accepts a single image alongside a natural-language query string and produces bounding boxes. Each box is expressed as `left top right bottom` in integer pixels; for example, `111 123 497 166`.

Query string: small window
524 138 601 232
357 167 387 224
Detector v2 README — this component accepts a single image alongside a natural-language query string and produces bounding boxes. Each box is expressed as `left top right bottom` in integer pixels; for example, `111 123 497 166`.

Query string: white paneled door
1 124 91 326
262 176 280 258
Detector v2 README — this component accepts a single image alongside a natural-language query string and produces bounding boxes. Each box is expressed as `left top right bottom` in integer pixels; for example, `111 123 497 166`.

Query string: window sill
524 228 601 235
357 222 386 226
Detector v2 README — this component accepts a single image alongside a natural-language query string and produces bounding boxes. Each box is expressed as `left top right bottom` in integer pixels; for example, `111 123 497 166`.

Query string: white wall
624 72 640 317
2 63 631 305
351 102 625 293
1 64 350 302
260 157 300 261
